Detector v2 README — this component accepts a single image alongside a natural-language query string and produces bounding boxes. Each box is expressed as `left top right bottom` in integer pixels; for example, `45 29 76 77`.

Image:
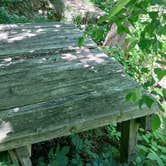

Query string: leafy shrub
134 128 166 166
0 7 28 23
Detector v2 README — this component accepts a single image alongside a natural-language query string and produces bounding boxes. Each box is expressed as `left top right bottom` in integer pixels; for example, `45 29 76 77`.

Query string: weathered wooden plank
0 59 130 111
0 34 82 52
0 45 130 111
0 25 80 34
0 39 95 58
0 49 114 77
0 55 122 86
0 102 155 152
0 28 81 41
0 22 77 31
0 76 135 111
0 66 125 95
0 31 82 47
0 23 95 57
0 23 80 44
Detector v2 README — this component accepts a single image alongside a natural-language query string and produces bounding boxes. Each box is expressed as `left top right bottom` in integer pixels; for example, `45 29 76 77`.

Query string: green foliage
134 128 166 165
96 0 166 114
77 23 109 47
98 0 132 23
0 164 14 166
151 114 161 131
91 0 115 11
0 152 12 166
78 36 86 47
0 1 55 23
90 0 166 164
49 145 69 166
154 68 166 81
0 7 29 23
126 88 142 103
37 126 123 166
37 145 70 166
95 0 166 82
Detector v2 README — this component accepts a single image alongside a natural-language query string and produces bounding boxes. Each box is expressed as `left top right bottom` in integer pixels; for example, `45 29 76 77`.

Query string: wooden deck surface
0 22 156 152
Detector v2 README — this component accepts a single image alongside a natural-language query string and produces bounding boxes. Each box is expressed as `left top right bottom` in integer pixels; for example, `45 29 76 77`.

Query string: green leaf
71 134 84 151
137 144 148 152
92 28 104 42
142 135 150 143
53 145 69 166
98 0 132 23
138 38 152 50
138 99 144 109
78 36 85 47
61 146 70 155
147 150 164 166
126 92 132 102
156 60 166 66
98 15 109 23
149 12 158 19
160 155 166 161
157 101 165 112
152 114 161 131
135 88 142 101
48 148 55 160
131 92 137 102
142 95 154 108
162 89 166 98
143 78 155 88
126 88 142 103
141 67 149 73
154 68 166 81
108 0 132 20
117 24 130 34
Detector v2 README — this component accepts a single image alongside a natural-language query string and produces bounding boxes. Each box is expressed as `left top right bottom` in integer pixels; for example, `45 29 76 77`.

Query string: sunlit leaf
126 92 132 102
152 114 161 131
142 95 154 108
154 68 166 81
108 0 132 20
98 15 109 23
78 36 85 47
98 0 132 23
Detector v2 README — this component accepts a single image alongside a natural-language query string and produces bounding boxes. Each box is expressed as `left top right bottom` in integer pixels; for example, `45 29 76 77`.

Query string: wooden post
120 119 139 164
9 145 32 166
140 115 152 131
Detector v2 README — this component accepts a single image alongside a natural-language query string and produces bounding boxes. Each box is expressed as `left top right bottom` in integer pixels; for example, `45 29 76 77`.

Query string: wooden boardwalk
0 22 156 165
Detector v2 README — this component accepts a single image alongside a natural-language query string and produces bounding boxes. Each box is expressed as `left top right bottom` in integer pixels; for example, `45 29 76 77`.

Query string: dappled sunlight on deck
0 120 13 143
61 49 108 67
0 23 96 59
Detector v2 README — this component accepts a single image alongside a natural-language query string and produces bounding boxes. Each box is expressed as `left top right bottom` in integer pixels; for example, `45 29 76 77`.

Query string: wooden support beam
140 115 152 131
120 119 139 164
9 145 32 166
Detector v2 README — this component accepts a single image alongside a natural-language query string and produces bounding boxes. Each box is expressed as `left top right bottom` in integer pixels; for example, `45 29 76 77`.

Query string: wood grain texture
120 119 139 163
0 22 157 152
9 146 32 166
